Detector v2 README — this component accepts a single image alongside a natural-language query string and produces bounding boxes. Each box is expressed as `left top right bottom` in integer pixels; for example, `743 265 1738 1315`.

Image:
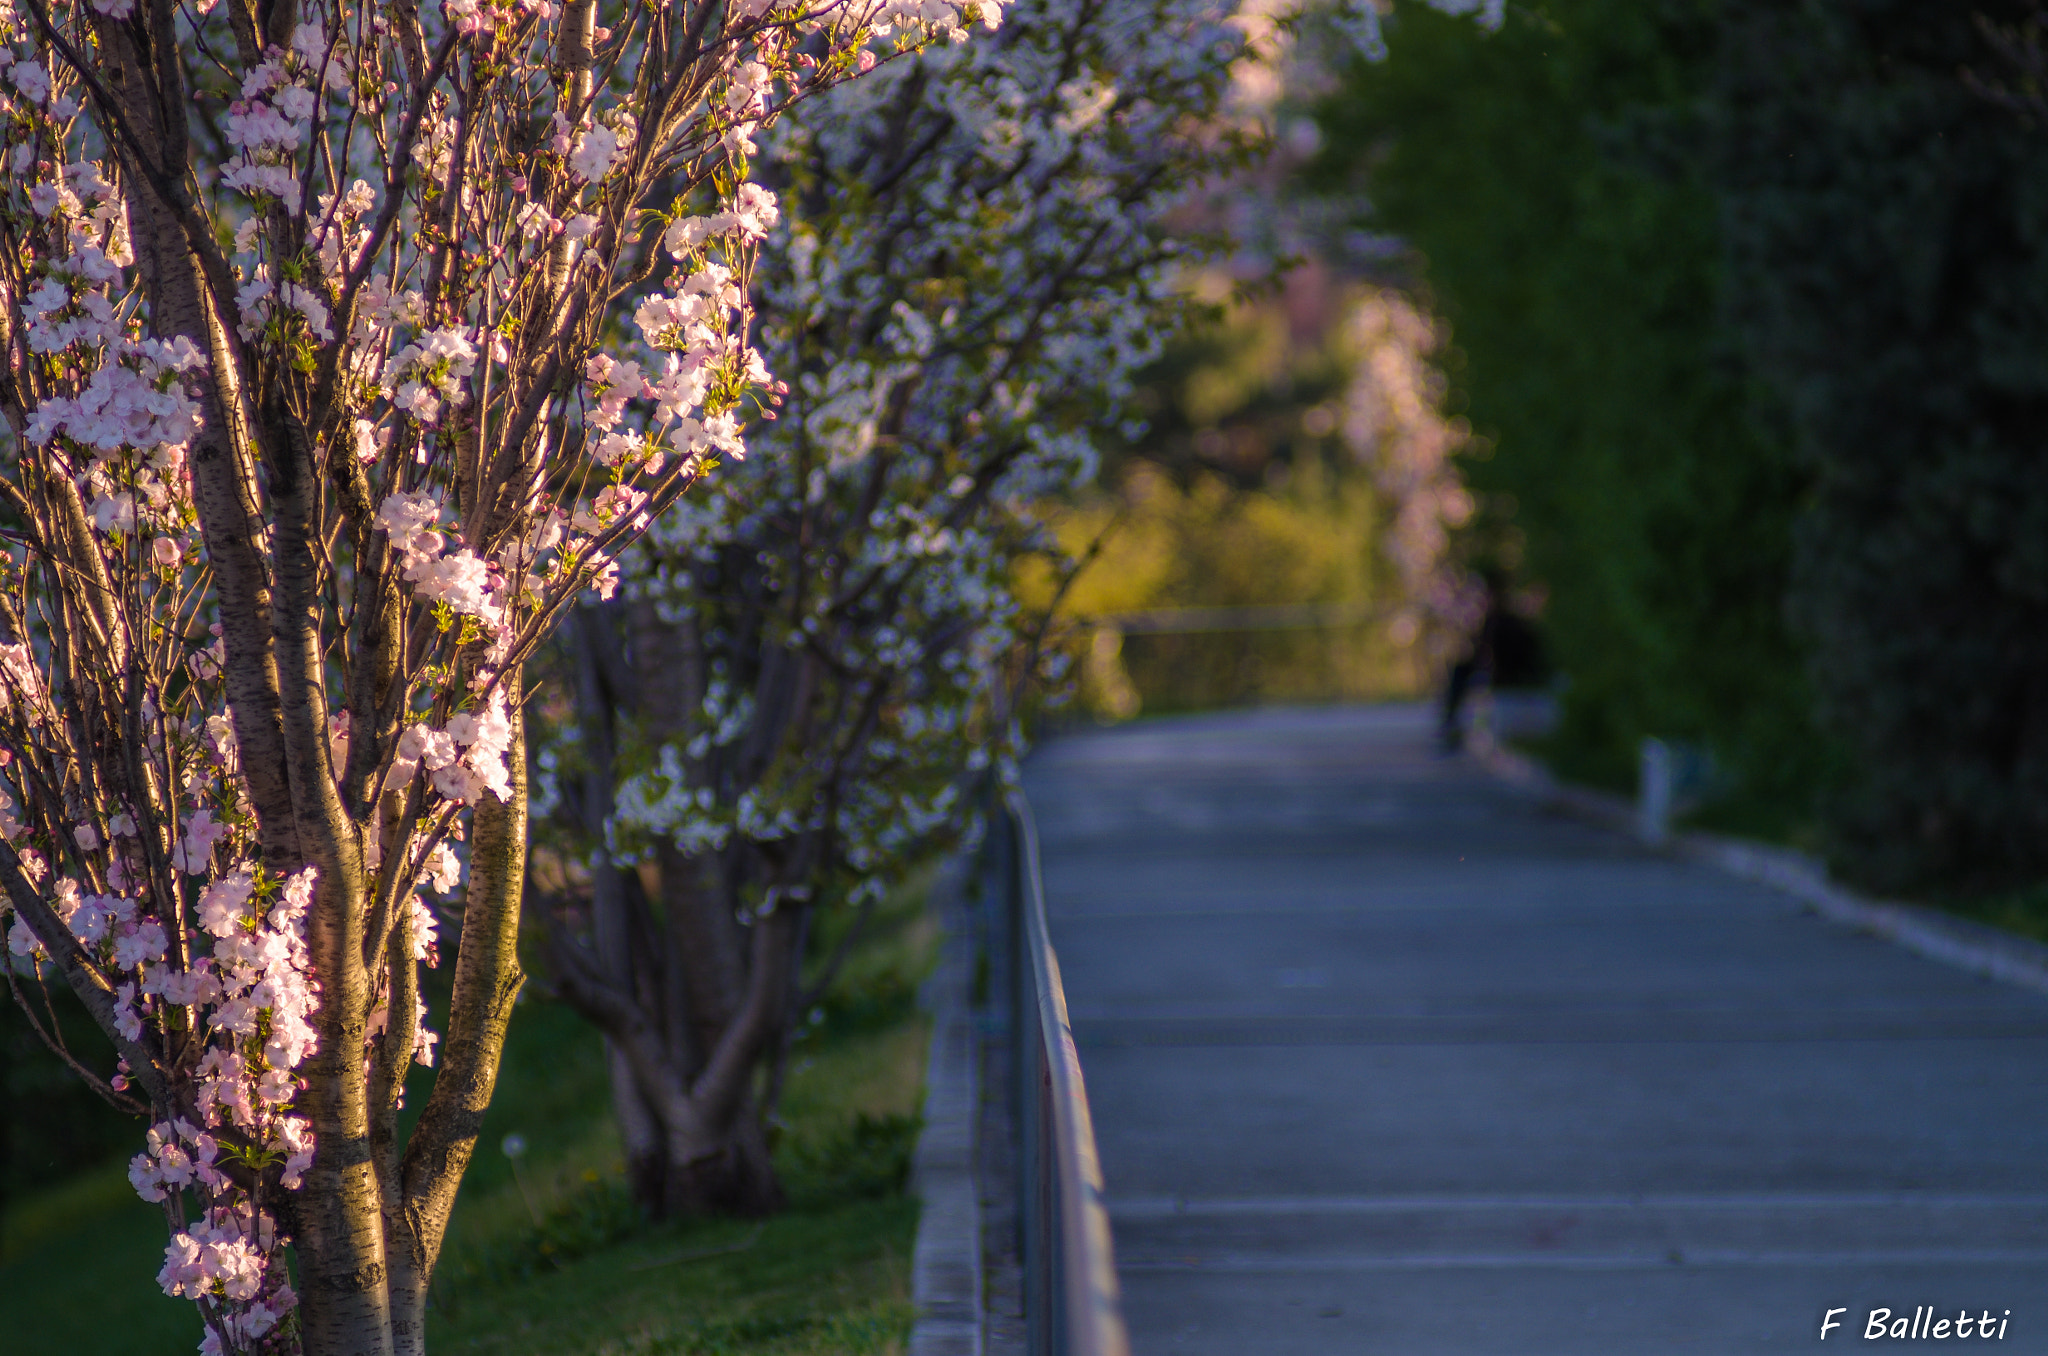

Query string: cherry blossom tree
0 0 1001 1349
527 0 1255 1217
1340 287 1482 665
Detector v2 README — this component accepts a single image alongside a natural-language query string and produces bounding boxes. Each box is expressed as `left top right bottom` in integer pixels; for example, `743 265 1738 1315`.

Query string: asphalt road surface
1023 705 2048 1355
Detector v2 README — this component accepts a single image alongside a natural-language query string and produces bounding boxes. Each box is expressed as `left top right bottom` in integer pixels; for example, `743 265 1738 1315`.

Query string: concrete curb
1477 741 2048 998
908 862 983 1356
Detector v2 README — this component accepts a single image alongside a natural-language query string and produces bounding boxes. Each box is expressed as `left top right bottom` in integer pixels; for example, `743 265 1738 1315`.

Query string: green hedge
1310 0 1835 830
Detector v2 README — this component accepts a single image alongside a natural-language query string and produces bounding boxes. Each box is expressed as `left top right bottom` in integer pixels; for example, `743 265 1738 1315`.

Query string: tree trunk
660 1090 782 1217
553 864 799 1220
546 921 797 1218
611 1040 668 1208
541 605 807 1221
382 696 530 1355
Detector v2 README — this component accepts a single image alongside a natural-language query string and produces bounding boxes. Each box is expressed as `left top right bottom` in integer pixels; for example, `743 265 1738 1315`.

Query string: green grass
1923 883 2048 950
1 870 938 1356
0 1164 204 1353
430 1199 917 1356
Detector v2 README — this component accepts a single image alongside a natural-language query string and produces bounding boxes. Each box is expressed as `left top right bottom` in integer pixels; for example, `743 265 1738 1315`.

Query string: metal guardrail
1081 601 1388 635
991 788 1131 1356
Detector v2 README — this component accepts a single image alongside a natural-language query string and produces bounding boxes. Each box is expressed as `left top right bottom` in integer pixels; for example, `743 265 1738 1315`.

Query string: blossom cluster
389 689 518 807
0 0 1014 1343
6 862 325 1348
528 0 1237 1232
575 0 1246 928
158 1201 299 1354
1339 290 1484 654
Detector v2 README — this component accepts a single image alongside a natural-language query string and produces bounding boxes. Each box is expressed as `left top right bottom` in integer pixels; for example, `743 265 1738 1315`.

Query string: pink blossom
724 62 771 118
173 807 232 875
586 357 648 429
443 0 489 35
704 410 746 458
264 1013 318 1074
430 762 479 804
196 868 256 937
219 158 304 214
570 124 622 182
51 876 80 924
240 59 285 99
650 359 710 424
128 1152 168 1202
7 915 40 958
275 85 317 122
684 262 740 308
113 918 168 969
515 201 558 240
406 547 496 617
223 99 301 152
424 840 464 894
416 725 459 771
594 431 644 466
278 1116 314 1189
632 290 710 347
376 489 441 550
353 418 385 464
574 483 652 535
113 981 143 1039
291 20 328 63
154 964 222 1006
68 893 111 942
275 864 318 924
157 1233 205 1296
10 61 49 105
663 213 730 257
733 182 781 238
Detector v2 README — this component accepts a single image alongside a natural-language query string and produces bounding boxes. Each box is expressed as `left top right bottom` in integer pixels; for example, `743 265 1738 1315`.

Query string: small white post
1639 737 1673 847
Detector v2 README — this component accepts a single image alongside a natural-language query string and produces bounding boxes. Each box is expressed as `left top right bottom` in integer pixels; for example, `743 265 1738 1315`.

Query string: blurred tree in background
1711 0 2048 893
1316 0 2048 894
1309 0 1832 834
1028 272 1485 716
1013 1 1494 721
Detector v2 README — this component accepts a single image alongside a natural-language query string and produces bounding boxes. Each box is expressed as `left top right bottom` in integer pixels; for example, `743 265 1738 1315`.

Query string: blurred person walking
1440 569 1546 752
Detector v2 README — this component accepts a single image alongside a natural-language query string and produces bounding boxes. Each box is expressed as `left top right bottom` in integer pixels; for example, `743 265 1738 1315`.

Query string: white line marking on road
1109 1191 2048 1218
1117 1248 2048 1273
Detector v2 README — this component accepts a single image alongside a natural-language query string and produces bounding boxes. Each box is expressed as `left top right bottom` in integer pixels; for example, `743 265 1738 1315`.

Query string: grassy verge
0 868 937 1356
1923 884 2048 949
0 1164 204 1353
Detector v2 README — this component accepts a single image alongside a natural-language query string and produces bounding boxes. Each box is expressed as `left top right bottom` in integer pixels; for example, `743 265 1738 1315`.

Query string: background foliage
1025 272 1436 716
1308 0 1831 833
1313 0 2048 894
1709 0 2048 891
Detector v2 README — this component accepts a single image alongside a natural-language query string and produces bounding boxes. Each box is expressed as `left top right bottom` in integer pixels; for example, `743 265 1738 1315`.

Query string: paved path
1023 706 2048 1355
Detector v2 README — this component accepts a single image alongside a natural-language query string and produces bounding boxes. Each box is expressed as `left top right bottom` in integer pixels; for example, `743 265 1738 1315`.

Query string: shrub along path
1025 705 2048 1354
